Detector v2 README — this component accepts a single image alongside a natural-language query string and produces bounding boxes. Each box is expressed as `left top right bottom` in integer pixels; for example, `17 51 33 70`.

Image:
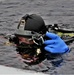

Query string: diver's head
15 14 47 65
15 14 47 37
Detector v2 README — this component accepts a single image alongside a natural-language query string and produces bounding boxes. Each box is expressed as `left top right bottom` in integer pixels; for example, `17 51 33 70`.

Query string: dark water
0 0 74 74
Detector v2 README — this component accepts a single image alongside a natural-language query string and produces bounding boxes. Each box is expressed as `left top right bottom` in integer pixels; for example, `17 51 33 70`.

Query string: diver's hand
44 32 70 53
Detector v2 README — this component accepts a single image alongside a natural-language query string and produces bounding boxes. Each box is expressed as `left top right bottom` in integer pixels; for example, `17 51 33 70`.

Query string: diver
8 14 70 65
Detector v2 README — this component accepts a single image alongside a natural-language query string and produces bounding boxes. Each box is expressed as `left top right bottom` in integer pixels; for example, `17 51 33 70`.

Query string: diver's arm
44 32 70 54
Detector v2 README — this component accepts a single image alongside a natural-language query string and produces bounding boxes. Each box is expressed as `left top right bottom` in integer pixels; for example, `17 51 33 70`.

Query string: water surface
0 0 74 74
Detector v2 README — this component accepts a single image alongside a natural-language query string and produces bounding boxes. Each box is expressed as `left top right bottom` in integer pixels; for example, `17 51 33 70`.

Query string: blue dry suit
44 32 70 54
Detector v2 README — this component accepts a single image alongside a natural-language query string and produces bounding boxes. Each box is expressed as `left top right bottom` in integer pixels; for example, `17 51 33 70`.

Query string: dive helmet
15 14 47 37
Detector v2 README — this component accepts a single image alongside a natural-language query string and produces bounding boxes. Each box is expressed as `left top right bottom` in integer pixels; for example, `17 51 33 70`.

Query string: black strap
22 14 32 21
